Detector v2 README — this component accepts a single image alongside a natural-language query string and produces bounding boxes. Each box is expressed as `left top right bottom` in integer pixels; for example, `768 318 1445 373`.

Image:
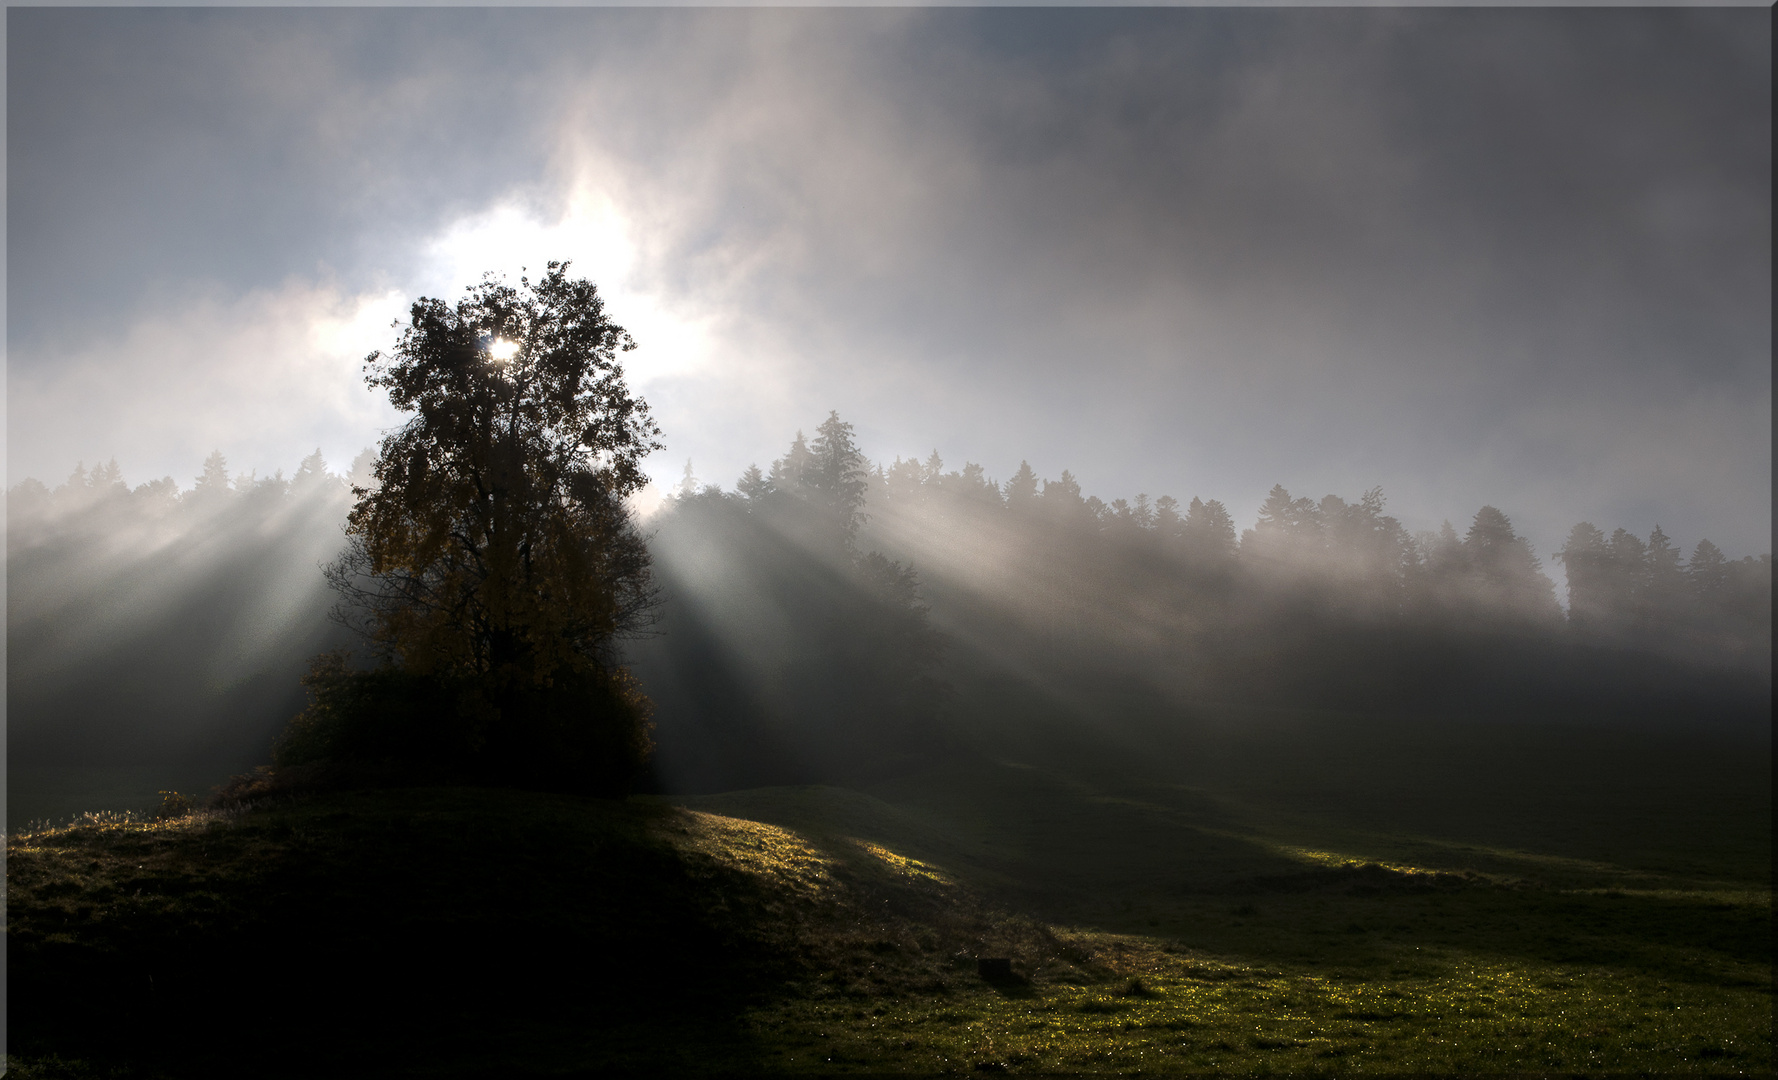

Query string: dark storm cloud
7 7 1769 559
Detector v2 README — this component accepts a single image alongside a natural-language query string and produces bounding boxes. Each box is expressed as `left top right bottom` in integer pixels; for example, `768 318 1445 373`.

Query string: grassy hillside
684 718 1772 1074
7 712 1771 1076
5 785 1098 1078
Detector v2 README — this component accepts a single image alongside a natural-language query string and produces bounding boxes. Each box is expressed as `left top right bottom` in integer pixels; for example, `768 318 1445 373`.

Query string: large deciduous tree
316 263 663 790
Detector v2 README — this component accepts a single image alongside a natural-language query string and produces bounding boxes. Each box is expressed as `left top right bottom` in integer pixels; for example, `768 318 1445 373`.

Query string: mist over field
8 429 1768 821
6 457 358 819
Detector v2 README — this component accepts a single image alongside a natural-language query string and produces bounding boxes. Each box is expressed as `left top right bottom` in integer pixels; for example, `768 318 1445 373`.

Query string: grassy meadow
6 707 1770 1076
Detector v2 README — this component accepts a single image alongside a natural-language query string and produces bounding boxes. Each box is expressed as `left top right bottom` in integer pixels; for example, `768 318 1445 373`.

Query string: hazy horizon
9 8 1772 575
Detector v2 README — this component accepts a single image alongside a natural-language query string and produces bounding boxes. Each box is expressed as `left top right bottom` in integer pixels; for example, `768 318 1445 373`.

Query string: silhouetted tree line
1555 524 1769 667
633 413 1769 789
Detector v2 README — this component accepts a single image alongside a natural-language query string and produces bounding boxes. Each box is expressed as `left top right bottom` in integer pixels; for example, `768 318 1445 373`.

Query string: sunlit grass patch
665 808 841 899
8 803 264 903
1242 819 1687 893
1268 842 1480 880
848 838 955 885
1568 885 1772 907
12 806 231 844
1192 765 1770 894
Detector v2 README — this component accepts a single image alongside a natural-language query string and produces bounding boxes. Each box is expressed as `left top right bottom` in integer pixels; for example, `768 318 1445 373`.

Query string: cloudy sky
8 7 1770 562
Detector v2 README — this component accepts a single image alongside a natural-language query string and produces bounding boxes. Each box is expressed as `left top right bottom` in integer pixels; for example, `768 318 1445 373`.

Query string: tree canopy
331 263 662 688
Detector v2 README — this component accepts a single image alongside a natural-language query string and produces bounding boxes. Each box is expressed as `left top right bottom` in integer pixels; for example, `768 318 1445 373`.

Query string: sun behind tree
285 262 664 794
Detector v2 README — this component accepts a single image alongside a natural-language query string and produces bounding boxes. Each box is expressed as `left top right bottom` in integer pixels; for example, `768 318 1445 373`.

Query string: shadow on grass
8 788 797 1078
699 753 1770 992
12 722 1769 1077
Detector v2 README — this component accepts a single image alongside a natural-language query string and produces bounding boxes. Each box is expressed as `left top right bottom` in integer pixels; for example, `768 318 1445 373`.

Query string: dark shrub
154 790 194 820
482 666 656 796
273 651 653 797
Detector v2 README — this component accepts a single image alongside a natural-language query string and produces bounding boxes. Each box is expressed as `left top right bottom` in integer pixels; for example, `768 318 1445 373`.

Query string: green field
7 709 1771 1076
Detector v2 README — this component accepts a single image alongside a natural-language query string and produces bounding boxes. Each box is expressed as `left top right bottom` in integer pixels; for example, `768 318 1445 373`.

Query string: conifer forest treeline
8 416 1770 795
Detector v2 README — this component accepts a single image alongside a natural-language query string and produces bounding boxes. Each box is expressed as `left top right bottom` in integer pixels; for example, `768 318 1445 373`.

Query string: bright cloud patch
10 280 407 489
420 193 718 389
